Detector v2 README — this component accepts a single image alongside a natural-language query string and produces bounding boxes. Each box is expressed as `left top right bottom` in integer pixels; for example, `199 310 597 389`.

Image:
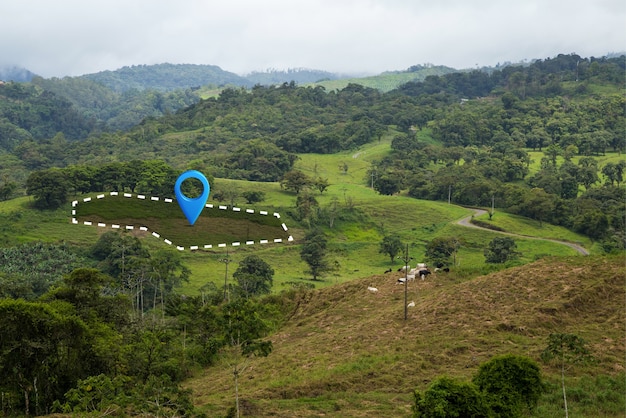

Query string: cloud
0 0 623 77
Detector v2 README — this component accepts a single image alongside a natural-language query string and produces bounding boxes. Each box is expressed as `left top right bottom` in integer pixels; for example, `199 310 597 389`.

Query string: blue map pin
174 170 210 225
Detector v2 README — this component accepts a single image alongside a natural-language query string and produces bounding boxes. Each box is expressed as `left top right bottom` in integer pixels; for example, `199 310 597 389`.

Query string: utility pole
398 244 413 320
220 247 232 302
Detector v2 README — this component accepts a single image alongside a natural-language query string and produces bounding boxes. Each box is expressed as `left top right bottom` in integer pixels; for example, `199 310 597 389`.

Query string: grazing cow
384 268 392 274
367 286 378 293
418 269 431 280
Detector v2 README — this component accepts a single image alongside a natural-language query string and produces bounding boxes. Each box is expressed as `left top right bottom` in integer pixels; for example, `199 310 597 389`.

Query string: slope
187 255 625 417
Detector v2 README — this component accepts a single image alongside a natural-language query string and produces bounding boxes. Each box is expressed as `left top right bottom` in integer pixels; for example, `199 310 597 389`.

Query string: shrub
472 354 543 417
413 376 491 418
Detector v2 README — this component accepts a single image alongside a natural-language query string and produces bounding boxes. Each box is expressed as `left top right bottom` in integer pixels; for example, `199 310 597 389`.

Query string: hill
0 65 37 82
307 64 457 92
187 255 625 417
244 68 342 85
82 63 252 92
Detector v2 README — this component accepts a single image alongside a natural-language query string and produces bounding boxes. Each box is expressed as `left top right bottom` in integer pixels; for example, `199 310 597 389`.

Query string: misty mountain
0 66 38 82
244 68 342 85
81 63 253 92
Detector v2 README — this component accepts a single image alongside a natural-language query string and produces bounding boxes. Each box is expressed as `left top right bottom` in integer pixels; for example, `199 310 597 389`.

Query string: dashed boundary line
72 192 294 251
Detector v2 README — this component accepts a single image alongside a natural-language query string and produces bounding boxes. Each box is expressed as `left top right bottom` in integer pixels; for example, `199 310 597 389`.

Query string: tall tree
281 170 312 194
300 228 330 280
541 333 593 418
232 255 274 298
26 168 70 209
378 235 404 264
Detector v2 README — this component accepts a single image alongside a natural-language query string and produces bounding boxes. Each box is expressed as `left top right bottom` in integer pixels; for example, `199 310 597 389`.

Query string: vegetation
541 333 594 418
413 354 543 417
0 52 623 416
379 235 404 264
484 236 520 264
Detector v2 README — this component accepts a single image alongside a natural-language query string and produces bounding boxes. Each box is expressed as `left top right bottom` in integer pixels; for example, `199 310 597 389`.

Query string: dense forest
0 53 624 415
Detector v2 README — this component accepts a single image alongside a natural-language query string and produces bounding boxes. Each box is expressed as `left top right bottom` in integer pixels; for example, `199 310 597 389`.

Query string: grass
0 139 620 417
74 194 290 248
185 255 625 417
0 135 594 295
474 210 592 248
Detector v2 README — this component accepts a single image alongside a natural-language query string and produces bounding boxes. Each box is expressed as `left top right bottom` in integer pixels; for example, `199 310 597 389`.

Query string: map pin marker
174 170 210 226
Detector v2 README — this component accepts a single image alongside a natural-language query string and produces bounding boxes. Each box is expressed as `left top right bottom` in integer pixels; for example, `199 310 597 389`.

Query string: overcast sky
1 0 624 78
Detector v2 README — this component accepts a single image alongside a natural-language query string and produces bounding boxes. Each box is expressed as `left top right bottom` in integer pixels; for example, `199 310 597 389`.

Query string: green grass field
0 135 598 295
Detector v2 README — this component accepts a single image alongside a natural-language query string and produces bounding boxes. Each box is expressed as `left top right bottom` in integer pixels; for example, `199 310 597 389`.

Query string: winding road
456 209 589 256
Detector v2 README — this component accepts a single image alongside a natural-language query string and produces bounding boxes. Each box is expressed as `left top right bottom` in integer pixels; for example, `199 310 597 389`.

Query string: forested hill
8 53 624 249
82 63 252 92
0 65 37 82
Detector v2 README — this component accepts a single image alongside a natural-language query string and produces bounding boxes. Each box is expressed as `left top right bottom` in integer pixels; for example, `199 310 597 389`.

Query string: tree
300 228 330 280
544 143 562 166
541 333 593 418
572 209 609 241
484 237 520 264
295 192 319 221
281 170 311 194
313 177 330 194
378 235 404 264
202 299 272 418
232 255 274 298
472 354 543 417
601 161 625 186
26 168 70 209
576 157 599 190
520 188 555 226
373 172 402 195
137 160 178 196
413 377 491 418
0 181 16 201
425 237 461 267
0 299 95 415
241 190 265 204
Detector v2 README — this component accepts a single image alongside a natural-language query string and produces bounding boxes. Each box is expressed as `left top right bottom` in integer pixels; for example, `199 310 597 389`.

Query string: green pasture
473 210 592 247
0 136 598 295
74 194 289 248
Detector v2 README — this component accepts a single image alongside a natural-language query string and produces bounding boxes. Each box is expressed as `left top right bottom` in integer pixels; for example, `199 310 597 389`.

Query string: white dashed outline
72 192 294 251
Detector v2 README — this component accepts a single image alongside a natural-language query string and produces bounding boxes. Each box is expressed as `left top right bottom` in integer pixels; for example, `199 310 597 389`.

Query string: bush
484 237 520 264
472 354 543 417
413 376 491 418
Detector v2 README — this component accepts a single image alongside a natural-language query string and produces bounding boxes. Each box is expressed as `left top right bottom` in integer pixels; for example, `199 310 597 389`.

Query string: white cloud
0 0 623 77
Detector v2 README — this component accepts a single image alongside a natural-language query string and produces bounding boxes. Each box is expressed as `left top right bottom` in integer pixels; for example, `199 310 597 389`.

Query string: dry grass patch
186 255 624 416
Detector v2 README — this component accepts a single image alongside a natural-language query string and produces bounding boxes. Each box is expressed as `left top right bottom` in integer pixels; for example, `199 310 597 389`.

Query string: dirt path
456 208 590 256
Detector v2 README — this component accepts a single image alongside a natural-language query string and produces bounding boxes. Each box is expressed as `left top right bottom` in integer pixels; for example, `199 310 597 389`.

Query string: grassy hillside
186 255 625 417
306 66 457 92
0 135 593 295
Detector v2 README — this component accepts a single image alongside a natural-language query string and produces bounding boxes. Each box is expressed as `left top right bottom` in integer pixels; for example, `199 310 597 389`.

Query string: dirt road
456 209 589 256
